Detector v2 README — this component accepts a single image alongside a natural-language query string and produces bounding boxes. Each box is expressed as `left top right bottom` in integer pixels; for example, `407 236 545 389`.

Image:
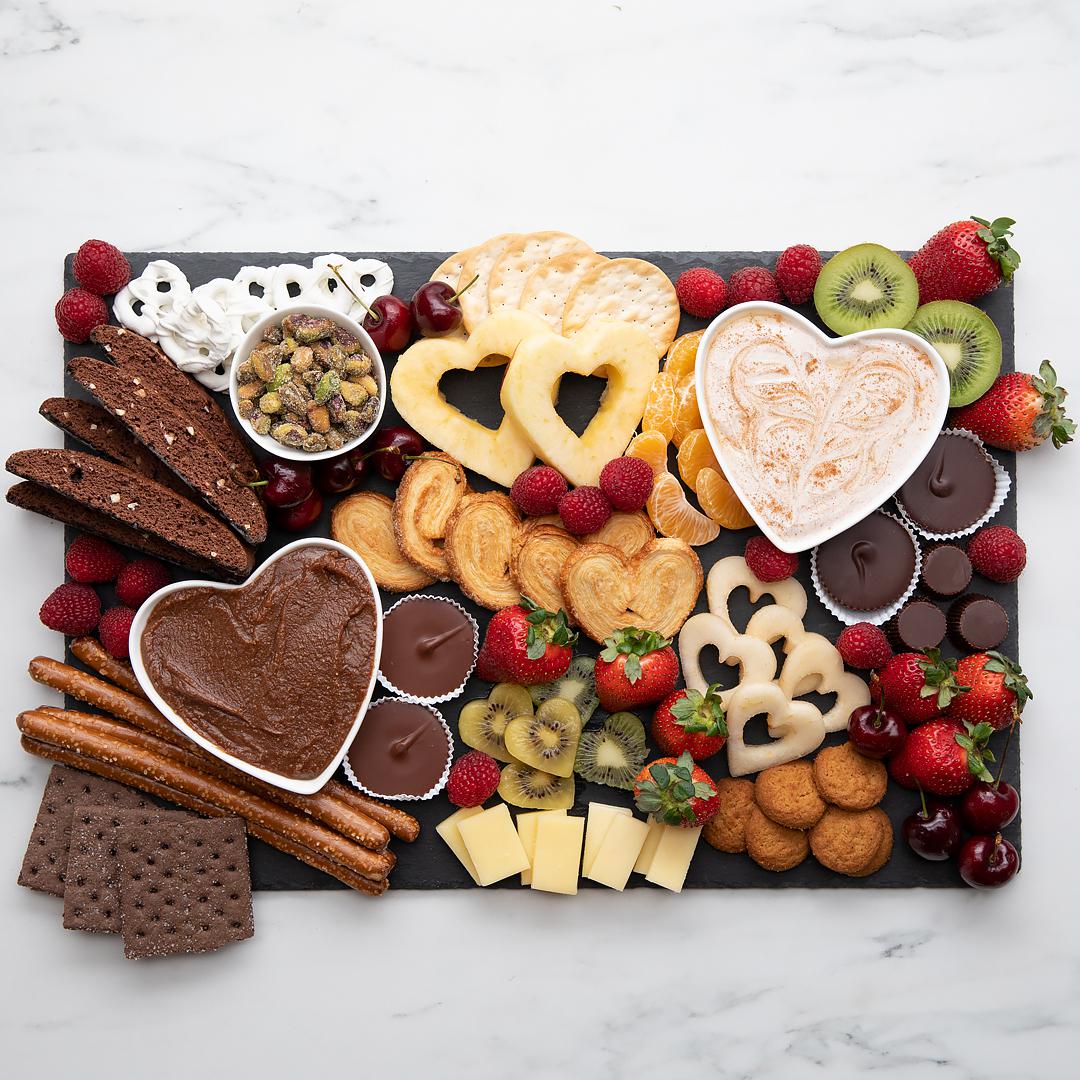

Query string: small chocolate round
815 512 917 612
379 597 476 700
948 594 1009 651
920 543 973 598
897 433 996 535
346 698 449 798
885 598 947 651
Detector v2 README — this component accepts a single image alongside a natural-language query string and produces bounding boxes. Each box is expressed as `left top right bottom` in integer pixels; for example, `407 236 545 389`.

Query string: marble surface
2 0 1079 1076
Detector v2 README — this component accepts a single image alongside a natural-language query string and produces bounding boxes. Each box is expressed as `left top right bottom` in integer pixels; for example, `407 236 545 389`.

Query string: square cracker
17 765 149 897
64 807 193 934
115 815 253 959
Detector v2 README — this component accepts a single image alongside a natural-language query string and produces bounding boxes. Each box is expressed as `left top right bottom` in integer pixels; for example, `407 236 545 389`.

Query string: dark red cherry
314 456 359 495
368 425 424 482
257 458 313 509
411 280 465 337
960 780 1019 833
902 797 962 861
361 295 413 353
273 488 323 532
847 700 908 759
957 833 1020 889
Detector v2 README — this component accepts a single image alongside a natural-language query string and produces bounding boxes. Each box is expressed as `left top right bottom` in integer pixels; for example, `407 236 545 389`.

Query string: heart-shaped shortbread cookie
678 613 777 706
560 538 702 643
706 557 808 634
724 682 826 778
777 637 872 733
501 319 659 487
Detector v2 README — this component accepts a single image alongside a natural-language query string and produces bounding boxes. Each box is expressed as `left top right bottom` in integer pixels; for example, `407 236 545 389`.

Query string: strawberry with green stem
634 751 720 828
651 684 728 761
950 652 1032 730
475 598 577 686
909 215 1020 303
889 716 994 796
594 627 680 712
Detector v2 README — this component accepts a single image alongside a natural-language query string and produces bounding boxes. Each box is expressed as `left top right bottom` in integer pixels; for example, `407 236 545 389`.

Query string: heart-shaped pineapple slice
724 682 826 778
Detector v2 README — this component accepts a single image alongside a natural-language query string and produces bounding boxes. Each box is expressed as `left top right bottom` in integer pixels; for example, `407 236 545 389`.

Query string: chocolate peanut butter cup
919 543 973 598
883 598 947 652
947 593 1009 652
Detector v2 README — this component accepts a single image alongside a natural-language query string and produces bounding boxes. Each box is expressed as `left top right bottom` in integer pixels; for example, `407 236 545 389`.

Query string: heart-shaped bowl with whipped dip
695 302 950 553
129 538 383 794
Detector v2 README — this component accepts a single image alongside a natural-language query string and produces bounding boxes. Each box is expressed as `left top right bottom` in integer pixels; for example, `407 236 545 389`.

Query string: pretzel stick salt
28 656 419 843
19 736 387 896
70 637 146 697
17 709 393 882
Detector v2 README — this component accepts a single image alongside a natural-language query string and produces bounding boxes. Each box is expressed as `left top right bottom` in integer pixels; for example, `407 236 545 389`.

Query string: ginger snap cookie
812 742 888 811
755 760 827 831
745 806 809 872
702 778 756 854
809 806 890 876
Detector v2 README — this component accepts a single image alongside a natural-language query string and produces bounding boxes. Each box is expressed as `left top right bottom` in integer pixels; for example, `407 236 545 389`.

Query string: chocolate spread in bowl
140 545 378 781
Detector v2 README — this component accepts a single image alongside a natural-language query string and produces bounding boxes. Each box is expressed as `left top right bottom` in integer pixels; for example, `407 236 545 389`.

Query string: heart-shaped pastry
777 636 871 733
696 303 950 552
501 319 659 486
444 492 522 610
723 682 826 778
560 538 702 643
678 613 777 706
393 452 469 580
706 556 807 634
390 309 551 486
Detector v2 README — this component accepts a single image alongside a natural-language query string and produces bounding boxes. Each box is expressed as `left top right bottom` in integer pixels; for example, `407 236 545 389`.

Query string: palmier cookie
812 742 888 810
754 761 826 831
809 806 890 877
444 492 522 611
745 806 809 872
702 778 756 854
332 491 435 592
392 452 468 580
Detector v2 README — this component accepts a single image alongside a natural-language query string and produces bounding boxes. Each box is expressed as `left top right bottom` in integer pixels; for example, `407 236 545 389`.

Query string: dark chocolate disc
947 594 1009 651
885 598 947 651
897 432 996 535
920 544 973 598
379 597 476 699
815 512 917 612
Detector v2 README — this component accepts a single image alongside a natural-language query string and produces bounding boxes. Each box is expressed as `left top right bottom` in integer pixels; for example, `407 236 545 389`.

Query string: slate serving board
61 251 1020 889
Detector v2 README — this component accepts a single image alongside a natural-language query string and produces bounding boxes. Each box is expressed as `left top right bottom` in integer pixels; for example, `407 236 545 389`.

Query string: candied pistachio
266 362 292 391
283 410 306 427
325 428 345 451
252 414 272 436
249 344 280 382
338 380 369 407
314 370 341 404
307 403 331 433
302 432 328 453
301 369 321 390
237 381 263 402
262 324 284 345
359 397 380 425
282 335 298 355
358 374 379 397
327 393 347 425
291 345 315 374
271 422 307 448
283 313 335 343
332 326 362 355
259 391 283 415
237 399 256 420
344 355 372 379
235 359 258 383
341 410 364 438
279 380 310 416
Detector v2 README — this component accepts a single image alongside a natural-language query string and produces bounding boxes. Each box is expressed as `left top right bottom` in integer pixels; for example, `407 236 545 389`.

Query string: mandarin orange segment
677 428 721 490
696 467 755 530
671 376 702 448
664 330 704 380
625 429 669 476
646 471 720 547
642 372 678 441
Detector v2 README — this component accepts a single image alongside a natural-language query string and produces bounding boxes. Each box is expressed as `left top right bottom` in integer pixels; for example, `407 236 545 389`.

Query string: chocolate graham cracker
18 765 149 897
115 815 253 959
64 807 193 933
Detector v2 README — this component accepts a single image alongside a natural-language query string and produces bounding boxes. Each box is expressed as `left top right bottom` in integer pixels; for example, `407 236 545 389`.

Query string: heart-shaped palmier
392 452 469 580
444 492 522 611
560 538 702 643
723 681 826 778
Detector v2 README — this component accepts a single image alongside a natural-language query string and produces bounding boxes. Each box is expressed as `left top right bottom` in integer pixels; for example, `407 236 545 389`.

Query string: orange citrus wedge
696 467 755 529
672 376 703 448
664 330 704 380
677 428 721 490
642 372 678 441
647 472 720 546
626 429 669 476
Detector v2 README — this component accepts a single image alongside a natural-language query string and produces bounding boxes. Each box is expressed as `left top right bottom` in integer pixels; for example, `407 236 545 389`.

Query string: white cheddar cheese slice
435 806 484 885
587 814 651 891
632 815 664 875
516 809 566 885
582 802 632 876
530 813 585 895
645 825 702 893
458 804 530 886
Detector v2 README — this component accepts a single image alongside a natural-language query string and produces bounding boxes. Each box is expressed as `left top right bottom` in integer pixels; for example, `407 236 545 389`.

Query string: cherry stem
330 264 381 325
245 479 268 489
994 721 1016 787
448 273 479 303
917 783 928 819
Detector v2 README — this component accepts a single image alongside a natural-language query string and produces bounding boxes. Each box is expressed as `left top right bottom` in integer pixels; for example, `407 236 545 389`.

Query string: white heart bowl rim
693 301 951 554
228 301 386 462
128 537 384 795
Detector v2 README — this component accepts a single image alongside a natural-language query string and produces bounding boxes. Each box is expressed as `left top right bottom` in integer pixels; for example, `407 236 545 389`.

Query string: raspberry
599 456 653 512
836 622 893 670
558 486 613 536
675 268 728 319
446 750 501 808
115 558 172 607
510 465 567 517
744 535 799 582
774 244 823 304
54 288 108 343
64 534 126 584
72 239 131 296
728 266 781 306
39 583 100 636
967 525 1026 583
98 606 137 658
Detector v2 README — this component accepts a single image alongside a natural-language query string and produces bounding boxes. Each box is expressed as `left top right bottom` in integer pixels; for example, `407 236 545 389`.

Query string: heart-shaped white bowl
694 302 951 554
128 538 383 794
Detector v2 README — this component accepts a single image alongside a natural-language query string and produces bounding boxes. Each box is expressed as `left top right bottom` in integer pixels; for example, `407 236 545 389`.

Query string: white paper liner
811 511 922 627
342 696 454 802
375 594 479 704
893 427 1011 541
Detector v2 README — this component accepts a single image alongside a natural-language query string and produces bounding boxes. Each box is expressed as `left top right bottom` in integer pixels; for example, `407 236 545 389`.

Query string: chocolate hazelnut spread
141 545 378 780
346 698 450 797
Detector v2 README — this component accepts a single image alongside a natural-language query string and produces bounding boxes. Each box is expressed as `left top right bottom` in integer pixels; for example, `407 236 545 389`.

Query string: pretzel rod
70 637 146 697
17 709 393 883
29 656 421 843
38 706 391 853
19 736 387 896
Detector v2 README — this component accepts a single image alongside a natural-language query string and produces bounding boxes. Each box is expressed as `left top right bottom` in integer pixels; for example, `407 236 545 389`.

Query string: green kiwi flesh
529 656 599 723
458 683 534 763
574 712 648 790
813 243 919 335
497 762 575 810
503 699 582 778
905 300 1002 407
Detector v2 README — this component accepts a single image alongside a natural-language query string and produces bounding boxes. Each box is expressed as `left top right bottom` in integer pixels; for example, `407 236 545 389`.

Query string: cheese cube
587 814 651 891
645 825 702 893
530 813 585 895
516 809 566 885
582 802 632 876
435 806 484 885
632 815 664 875
458 804 530 886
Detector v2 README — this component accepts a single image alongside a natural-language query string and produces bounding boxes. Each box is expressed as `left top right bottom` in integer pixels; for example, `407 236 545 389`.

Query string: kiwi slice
504 699 582 778
574 712 648 790
529 656 599 723
457 683 534 763
905 300 1002 407
498 762 575 810
813 243 919 335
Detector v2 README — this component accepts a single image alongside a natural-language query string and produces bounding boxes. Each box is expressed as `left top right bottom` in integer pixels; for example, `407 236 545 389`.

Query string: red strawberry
475 600 577 686
774 244 822 304
651 685 727 761
889 716 993 796
39 583 100 635
952 361 1073 452
836 622 893 670
55 288 108 343
98 605 136 658
744 535 798 582
115 558 172 607
873 649 967 724
64 534 126 583
909 216 1020 303
599 456 653 512
728 266 781 305
72 239 131 295
634 752 720 827
966 525 1027 583
446 750 501 808
595 627 680 712
558 485 612 535
675 267 728 319
949 652 1031 731
510 465 567 516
